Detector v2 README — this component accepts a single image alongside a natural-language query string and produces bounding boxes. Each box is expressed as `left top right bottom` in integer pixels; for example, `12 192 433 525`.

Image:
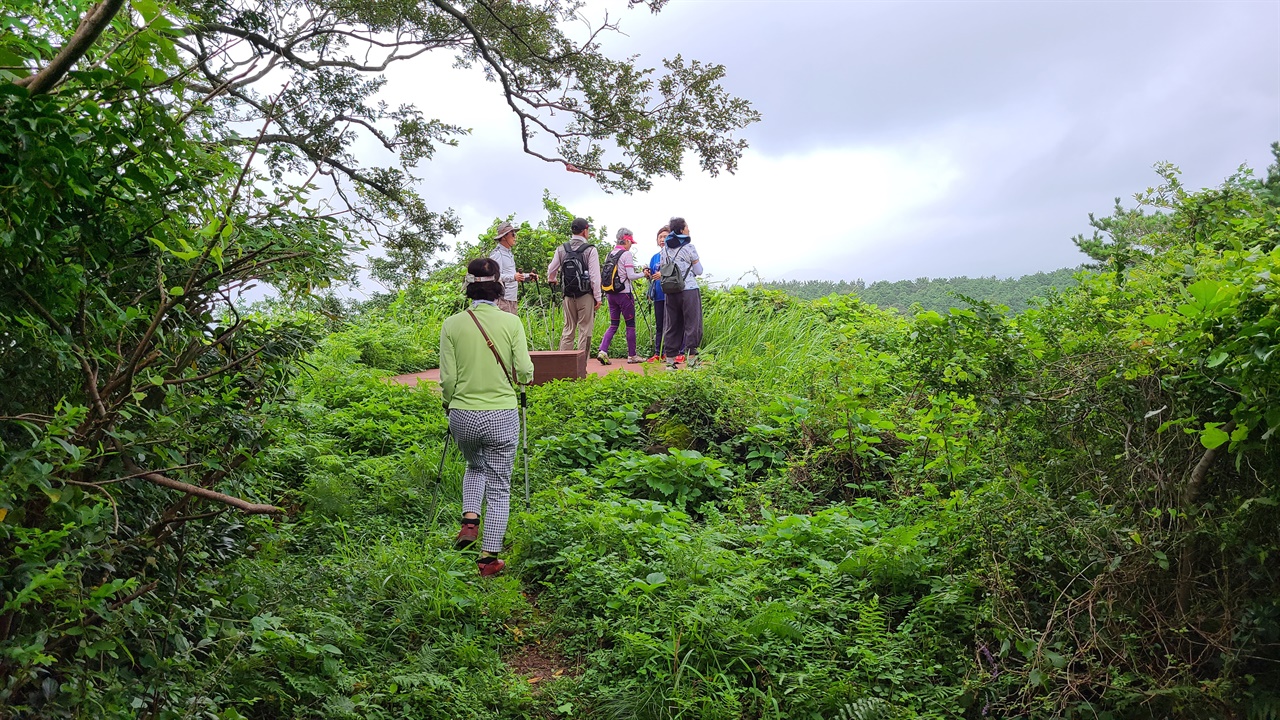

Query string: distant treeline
758 266 1084 313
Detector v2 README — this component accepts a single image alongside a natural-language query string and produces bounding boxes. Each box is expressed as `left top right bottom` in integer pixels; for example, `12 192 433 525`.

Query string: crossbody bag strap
466 309 516 387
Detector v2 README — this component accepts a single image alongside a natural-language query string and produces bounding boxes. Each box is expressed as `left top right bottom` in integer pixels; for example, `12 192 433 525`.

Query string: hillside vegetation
3 2 1280 716
759 267 1083 314
5 157 1280 718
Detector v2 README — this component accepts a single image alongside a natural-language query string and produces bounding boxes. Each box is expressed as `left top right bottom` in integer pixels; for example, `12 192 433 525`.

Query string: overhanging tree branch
139 471 282 514
15 0 128 94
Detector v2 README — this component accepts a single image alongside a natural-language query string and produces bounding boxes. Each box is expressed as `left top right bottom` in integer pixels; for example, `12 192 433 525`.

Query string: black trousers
652 299 665 357
662 290 702 358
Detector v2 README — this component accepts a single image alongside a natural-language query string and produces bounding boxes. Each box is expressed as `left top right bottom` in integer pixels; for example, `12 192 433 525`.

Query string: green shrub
605 448 735 511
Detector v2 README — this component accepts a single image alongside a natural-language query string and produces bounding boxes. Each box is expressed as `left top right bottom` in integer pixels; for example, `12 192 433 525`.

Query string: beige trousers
496 298 518 315
559 293 596 351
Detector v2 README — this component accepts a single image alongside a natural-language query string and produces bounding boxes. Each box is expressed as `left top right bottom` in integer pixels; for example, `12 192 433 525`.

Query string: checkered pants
448 408 519 553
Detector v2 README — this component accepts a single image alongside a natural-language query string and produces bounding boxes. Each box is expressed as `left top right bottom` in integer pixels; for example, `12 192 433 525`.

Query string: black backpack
600 248 626 294
560 241 593 298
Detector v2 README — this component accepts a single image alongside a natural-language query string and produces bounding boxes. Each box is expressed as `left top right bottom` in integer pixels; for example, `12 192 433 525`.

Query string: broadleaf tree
0 0 757 711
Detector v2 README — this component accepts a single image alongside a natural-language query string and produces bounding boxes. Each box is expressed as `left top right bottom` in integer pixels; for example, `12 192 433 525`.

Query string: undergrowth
5 165 1279 718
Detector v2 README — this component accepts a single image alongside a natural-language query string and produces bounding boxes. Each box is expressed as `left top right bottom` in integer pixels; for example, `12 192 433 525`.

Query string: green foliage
606 448 736 511
760 267 1082 313
3 12 1278 713
538 408 644 472
0 0 759 714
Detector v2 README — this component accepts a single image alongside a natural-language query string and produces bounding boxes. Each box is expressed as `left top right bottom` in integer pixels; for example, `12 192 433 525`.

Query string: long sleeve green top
439 302 535 410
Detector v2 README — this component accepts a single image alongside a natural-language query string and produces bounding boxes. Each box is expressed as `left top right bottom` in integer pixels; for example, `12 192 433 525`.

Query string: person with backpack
652 217 704 367
488 220 537 315
643 225 671 362
546 217 601 351
595 228 645 365
440 258 535 576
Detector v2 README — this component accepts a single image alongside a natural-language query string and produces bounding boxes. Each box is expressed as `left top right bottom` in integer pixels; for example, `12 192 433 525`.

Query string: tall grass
517 291 834 387
698 301 835 388
518 295 662 356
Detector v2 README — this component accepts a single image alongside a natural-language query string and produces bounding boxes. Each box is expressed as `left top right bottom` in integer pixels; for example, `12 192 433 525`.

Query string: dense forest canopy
2 0 1279 717
757 267 1083 314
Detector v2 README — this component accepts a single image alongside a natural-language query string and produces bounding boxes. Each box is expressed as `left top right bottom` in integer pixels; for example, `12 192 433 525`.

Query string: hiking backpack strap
466 309 517 387
675 246 696 284
603 248 625 291
663 246 688 278
564 241 585 263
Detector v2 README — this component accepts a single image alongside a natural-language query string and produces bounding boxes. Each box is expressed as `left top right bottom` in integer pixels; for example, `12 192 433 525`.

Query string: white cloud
329 0 1278 293
559 144 962 284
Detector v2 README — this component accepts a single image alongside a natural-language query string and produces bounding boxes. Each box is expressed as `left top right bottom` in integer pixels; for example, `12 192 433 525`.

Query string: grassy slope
200 272 1276 719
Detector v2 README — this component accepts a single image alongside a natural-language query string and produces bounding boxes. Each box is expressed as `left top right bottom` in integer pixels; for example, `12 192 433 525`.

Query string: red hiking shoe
454 521 478 550
478 557 505 576
675 354 687 363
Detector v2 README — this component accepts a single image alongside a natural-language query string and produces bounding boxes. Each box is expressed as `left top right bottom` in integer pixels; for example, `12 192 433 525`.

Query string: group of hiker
437 216 705 575
488 216 704 367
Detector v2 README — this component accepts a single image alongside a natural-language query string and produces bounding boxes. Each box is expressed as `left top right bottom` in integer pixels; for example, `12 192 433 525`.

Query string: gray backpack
659 247 691 294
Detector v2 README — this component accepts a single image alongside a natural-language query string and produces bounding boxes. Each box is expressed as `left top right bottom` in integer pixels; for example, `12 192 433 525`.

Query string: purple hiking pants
599 292 637 356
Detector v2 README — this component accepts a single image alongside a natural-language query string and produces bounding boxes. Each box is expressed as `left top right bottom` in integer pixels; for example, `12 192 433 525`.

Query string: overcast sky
355 0 1279 294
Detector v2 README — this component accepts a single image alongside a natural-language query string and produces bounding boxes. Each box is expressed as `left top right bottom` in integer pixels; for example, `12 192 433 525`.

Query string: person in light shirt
546 217 602 351
488 221 537 315
595 228 646 365
651 216 704 367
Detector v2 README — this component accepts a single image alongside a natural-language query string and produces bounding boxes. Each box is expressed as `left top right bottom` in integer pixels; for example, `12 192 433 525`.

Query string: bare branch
163 347 265 386
14 0 128 94
139 472 282 514
428 0 599 176
190 22 437 72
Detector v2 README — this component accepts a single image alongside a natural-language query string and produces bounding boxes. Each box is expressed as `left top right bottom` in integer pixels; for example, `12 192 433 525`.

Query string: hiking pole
638 289 654 352
536 277 556 349
429 430 452 522
530 277 544 348
520 388 530 506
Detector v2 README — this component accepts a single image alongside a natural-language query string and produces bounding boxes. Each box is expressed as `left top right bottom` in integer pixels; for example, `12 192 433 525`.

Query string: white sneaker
596 350 611 365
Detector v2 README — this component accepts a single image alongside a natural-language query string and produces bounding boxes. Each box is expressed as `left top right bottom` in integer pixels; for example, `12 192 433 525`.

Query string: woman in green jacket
440 258 535 576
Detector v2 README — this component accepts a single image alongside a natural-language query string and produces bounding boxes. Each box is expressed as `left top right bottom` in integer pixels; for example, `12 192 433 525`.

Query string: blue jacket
648 252 665 301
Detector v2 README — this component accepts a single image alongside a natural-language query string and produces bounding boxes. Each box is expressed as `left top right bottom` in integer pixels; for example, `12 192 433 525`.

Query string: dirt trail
388 357 667 387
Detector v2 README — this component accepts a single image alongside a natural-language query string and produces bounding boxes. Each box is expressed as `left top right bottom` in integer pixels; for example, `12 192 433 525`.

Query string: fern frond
744 602 805 640
836 697 895 720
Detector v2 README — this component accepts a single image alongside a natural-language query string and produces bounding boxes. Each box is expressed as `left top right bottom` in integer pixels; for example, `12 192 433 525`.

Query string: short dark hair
657 225 670 236
571 217 590 235
465 257 503 301
668 217 687 235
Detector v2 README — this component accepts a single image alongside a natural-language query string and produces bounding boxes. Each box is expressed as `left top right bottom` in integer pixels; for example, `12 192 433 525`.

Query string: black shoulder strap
466 309 516 387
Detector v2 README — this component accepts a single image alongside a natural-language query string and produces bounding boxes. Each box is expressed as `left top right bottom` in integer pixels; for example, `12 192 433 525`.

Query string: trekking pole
429 431 452 522
531 277 545 348
537 277 556 349
520 388 530 506
638 287 653 351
